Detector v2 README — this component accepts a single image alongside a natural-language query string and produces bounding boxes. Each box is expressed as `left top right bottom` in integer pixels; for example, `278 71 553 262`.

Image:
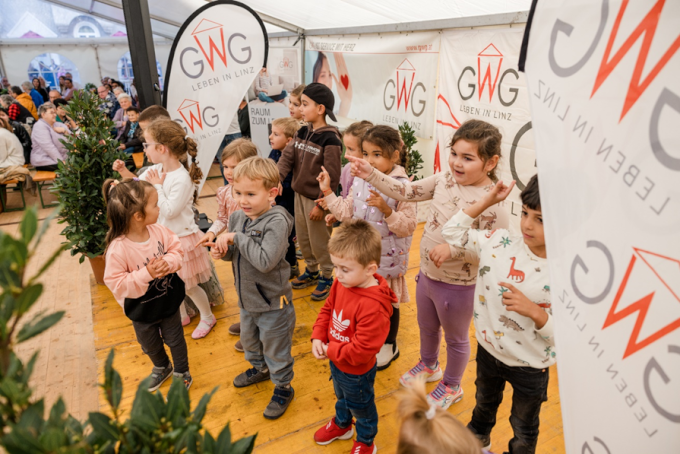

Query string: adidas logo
332 310 350 333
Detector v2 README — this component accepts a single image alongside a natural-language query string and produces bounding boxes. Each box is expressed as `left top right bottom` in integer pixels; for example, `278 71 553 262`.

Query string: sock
186 286 214 322
385 308 400 344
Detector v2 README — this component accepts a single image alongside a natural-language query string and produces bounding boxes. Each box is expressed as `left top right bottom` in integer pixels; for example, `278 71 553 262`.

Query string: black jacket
10 121 31 163
119 122 143 153
238 105 250 138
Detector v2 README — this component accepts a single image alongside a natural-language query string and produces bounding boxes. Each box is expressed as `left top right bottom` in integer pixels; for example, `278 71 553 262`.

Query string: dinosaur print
478 295 486 306
537 300 552 315
478 265 491 276
480 212 497 230
542 285 550 293
485 229 498 239
494 330 505 340
507 257 525 283
481 330 495 349
499 315 524 332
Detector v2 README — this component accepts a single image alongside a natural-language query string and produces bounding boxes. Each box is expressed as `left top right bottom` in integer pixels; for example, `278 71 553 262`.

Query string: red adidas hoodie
311 274 396 375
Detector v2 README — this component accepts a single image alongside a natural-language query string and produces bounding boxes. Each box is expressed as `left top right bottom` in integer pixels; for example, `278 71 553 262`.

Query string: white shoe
376 343 399 371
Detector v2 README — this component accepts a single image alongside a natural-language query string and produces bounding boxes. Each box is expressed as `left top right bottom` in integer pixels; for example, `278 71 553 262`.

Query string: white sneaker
376 343 399 370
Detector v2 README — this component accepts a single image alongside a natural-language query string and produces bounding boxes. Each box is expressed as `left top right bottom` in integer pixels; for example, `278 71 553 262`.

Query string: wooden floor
0 165 565 453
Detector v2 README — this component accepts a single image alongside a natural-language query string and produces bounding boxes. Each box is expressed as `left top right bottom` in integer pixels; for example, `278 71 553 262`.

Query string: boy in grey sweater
209 156 295 420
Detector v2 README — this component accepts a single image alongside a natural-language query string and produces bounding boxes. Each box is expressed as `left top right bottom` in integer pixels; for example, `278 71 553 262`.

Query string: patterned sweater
208 184 240 237
441 210 555 368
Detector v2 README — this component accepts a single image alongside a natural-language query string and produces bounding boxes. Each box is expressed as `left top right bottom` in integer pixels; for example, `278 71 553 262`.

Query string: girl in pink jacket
103 178 192 392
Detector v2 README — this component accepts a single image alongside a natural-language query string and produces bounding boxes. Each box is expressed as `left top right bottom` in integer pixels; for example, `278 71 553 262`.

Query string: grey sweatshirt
223 206 294 312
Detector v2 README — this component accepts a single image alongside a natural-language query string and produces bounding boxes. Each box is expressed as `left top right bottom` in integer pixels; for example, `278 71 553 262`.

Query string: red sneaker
314 418 354 445
350 440 377 453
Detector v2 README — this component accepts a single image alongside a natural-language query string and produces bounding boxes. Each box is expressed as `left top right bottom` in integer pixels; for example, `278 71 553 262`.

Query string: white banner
524 1 680 452
304 32 440 138
163 0 267 190
436 28 534 232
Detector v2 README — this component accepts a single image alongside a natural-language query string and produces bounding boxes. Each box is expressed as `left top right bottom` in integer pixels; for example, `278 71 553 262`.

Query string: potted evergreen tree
398 122 424 181
52 90 126 284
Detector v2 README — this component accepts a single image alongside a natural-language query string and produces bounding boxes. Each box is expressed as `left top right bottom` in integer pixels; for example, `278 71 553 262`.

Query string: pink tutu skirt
178 231 214 290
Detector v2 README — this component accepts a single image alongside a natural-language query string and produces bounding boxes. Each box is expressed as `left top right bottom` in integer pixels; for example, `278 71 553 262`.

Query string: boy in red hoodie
311 219 396 454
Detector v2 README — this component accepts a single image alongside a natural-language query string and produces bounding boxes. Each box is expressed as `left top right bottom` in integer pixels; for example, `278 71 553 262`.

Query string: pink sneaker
426 381 463 410
191 317 216 339
181 316 191 327
399 360 443 387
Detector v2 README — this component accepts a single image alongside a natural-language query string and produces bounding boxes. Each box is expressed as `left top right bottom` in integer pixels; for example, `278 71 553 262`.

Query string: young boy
268 117 301 279
277 82 343 301
311 219 396 454
118 107 143 154
440 175 553 454
210 156 296 420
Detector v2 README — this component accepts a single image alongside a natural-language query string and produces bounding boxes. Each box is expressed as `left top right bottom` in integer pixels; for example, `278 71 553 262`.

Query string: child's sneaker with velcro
147 363 173 392
426 381 463 410
351 440 377 454
314 418 354 445
399 360 443 387
311 276 334 301
291 268 320 289
173 371 193 390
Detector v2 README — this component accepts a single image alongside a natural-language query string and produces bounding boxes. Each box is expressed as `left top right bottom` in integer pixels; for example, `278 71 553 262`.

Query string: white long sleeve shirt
442 210 555 369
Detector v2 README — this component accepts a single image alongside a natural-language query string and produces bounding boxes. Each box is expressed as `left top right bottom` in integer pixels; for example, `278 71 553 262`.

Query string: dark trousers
131 309 189 374
35 164 59 171
468 344 549 454
276 188 297 267
330 362 378 445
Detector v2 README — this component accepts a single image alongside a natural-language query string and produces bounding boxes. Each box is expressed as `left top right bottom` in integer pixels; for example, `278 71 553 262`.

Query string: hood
348 274 397 312
388 164 409 180
249 205 294 231
303 124 342 142
17 93 31 101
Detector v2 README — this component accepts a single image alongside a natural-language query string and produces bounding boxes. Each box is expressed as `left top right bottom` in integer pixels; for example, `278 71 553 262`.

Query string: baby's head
232 156 280 220
222 138 258 184
343 120 373 160
449 119 502 186
270 117 300 152
362 125 408 175
328 219 382 289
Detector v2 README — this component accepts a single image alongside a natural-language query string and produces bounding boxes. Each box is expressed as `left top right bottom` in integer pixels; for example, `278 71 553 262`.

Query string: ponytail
103 178 154 250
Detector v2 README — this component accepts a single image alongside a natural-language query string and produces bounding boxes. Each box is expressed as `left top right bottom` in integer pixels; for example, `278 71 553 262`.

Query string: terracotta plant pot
88 255 106 285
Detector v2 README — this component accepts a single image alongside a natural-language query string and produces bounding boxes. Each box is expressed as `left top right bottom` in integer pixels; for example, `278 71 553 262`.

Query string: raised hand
146 168 166 186
345 155 372 180
316 166 331 192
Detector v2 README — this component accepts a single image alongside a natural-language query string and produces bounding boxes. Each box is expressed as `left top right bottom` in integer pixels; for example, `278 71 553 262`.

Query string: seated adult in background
31 103 69 171
64 73 81 90
117 107 143 171
254 67 287 102
49 90 61 104
32 78 49 103
0 116 25 168
10 86 38 120
62 79 75 101
53 99 79 132
0 108 31 163
97 85 119 120
24 81 43 109
112 94 133 137
1 77 10 92
0 95 34 125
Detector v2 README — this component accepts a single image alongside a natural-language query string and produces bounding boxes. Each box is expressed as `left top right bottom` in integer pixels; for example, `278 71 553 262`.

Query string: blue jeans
330 361 378 445
216 132 242 184
258 90 287 103
468 344 549 454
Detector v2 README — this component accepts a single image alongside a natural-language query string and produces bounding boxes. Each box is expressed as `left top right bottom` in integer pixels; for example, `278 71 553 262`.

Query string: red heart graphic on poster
340 74 349 90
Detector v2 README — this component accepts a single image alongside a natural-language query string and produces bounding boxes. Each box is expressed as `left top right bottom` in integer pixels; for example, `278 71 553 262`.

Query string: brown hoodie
277 124 342 200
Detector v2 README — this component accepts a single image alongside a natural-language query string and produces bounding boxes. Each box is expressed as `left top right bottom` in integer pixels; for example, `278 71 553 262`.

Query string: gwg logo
457 43 520 107
179 18 252 79
383 59 427 117
177 99 219 133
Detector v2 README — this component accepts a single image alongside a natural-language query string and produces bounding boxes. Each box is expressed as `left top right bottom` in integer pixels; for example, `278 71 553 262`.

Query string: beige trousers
294 192 333 279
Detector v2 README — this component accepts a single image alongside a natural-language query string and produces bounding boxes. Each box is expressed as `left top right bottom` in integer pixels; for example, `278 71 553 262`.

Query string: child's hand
325 214 337 227
216 233 235 251
207 243 226 260
484 180 516 206
345 155 372 179
316 166 331 192
312 339 327 359
146 168 166 186
367 189 392 217
146 258 163 278
112 159 126 173
155 259 171 277
499 282 549 329
314 197 328 210
195 232 216 248
428 243 452 268
309 205 324 221
118 144 126 150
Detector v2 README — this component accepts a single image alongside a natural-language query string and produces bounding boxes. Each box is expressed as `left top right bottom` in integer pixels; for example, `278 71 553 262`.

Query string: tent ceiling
41 0 531 40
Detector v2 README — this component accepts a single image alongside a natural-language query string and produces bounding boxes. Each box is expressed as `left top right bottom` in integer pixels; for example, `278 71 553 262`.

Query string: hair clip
108 180 119 192
185 135 190 141
133 177 139 181
425 404 437 420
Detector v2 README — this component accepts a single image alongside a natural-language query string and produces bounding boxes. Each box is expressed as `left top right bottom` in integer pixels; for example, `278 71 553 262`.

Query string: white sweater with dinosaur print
441 210 556 369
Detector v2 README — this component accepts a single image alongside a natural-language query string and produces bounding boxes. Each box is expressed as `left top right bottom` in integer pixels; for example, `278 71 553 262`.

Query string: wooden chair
0 179 26 212
32 171 58 208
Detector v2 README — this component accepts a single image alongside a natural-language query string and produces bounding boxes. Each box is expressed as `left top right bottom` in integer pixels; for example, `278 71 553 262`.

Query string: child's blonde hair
290 84 306 98
233 156 279 190
344 120 373 140
272 117 300 139
222 138 258 164
327 219 381 267
397 378 482 454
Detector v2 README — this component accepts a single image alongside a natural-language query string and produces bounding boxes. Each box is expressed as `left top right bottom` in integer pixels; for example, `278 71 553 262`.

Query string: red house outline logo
478 43 503 102
177 99 202 133
191 18 228 71
395 58 416 112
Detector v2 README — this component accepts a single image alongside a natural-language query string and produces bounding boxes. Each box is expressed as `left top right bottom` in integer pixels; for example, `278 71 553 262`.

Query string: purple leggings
416 271 475 387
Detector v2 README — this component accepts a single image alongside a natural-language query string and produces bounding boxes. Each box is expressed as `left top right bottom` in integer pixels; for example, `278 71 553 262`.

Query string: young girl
397 378 485 454
195 138 258 352
288 84 306 126
347 119 509 408
102 178 192 391
318 124 417 371
339 120 372 198
113 119 222 340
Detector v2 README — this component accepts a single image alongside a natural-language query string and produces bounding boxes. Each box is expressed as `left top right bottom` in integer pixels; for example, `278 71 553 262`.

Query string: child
347 119 509 409
319 125 416 370
288 84 306 126
136 105 171 172
277 82 343 301
196 138 258 352
118 107 143 154
268 117 301 278
211 156 296 420
113 119 222 340
311 219 395 454
441 175 553 454
396 378 484 454
102 178 192 391
339 120 372 198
